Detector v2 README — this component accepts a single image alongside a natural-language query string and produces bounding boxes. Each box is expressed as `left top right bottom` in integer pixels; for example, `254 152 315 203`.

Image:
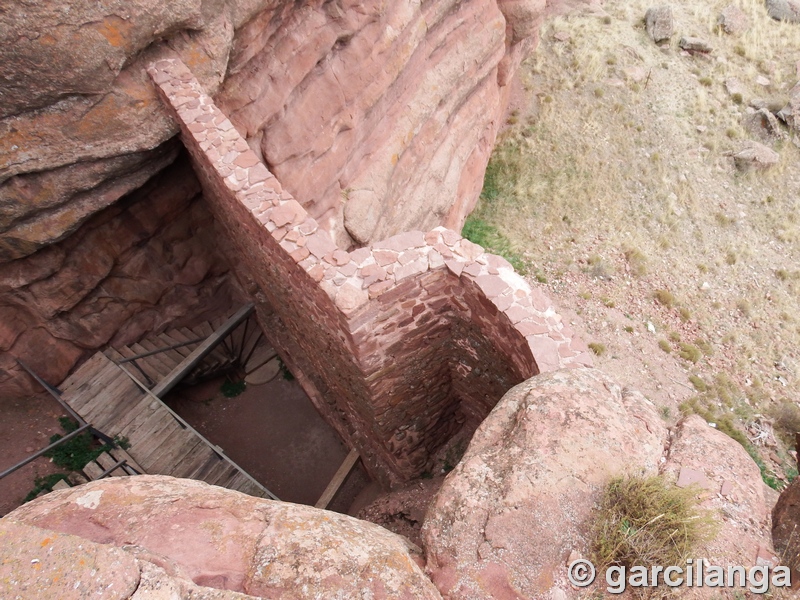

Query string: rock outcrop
1 0 579 263
422 368 667 599
1 0 587 398
422 370 780 599
0 157 238 397
661 414 780 596
5 475 443 599
773 477 800 585
732 141 781 171
766 0 800 22
645 6 674 44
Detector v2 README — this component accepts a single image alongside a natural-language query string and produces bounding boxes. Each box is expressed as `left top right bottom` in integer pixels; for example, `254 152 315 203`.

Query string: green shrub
221 379 247 398
653 289 675 307
45 417 106 472
770 401 800 448
678 343 702 363
23 473 70 503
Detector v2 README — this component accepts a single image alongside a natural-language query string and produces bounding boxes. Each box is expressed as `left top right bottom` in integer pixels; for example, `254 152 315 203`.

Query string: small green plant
660 406 671 420
601 296 616 308
770 401 800 448
689 374 707 392
679 307 691 321
591 474 716 572
589 342 607 356
220 379 247 398
658 339 671 353
624 326 634 333
45 417 107 472
699 76 713 87
625 248 647 277
462 216 527 273
24 474 70 503
278 357 295 381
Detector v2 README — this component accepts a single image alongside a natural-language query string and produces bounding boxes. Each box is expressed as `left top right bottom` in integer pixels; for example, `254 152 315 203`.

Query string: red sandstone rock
0 520 140 600
661 415 781 596
8 475 442 599
422 368 666 599
2 0 584 259
0 158 237 397
773 478 800 585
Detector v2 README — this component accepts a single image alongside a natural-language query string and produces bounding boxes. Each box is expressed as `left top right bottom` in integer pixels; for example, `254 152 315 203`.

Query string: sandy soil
0 394 67 516
166 374 370 511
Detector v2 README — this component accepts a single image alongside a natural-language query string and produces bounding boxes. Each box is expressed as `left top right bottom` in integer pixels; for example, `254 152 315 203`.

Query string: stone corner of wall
147 57 593 379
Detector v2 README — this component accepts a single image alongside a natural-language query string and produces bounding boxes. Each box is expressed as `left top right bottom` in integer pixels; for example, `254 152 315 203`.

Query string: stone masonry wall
148 57 592 487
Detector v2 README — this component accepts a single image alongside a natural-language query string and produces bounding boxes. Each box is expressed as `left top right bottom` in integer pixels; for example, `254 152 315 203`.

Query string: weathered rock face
0 0 267 261
645 5 674 44
773 477 800 585
421 371 781 600
6 475 443 599
0 156 238 398
661 414 780 598
422 368 667 599
1 0 581 261
1 0 585 397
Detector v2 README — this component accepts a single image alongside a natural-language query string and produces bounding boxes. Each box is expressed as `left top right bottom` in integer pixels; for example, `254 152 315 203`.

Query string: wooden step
156 333 193 358
82 461 105 481
107 447 146 475
176 446 218 479
146 435 205 475
78 375 144 431
131 418 184 468
95 452 128 477
51 479 71 491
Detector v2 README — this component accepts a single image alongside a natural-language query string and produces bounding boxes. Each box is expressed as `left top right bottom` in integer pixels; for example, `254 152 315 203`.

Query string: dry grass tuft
591 474 717 573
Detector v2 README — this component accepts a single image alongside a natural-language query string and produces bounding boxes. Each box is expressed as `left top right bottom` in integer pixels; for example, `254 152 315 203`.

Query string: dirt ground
166 373 370 512
0 394 68 516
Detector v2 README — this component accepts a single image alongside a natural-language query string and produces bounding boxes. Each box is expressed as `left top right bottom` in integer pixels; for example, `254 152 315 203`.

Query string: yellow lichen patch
39 536 54 547
180 46 214 76
97 16 134 50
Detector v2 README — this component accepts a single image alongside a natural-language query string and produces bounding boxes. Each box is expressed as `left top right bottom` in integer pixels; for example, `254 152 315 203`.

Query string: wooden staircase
47 304 278 500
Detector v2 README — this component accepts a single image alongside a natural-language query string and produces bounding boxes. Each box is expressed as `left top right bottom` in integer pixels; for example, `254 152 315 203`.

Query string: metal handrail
0 423 92 480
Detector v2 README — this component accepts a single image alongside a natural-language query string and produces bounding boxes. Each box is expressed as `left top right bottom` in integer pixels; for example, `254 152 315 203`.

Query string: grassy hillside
467 0 800 487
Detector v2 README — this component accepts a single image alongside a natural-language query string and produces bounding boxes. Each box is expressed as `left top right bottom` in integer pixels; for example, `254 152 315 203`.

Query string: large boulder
6 475 443 599
422 368 667 599
421 370 782 599
0 0 261 261
0 518 256 599
773 478 800 585
662 414 779 591
732 141 781 171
